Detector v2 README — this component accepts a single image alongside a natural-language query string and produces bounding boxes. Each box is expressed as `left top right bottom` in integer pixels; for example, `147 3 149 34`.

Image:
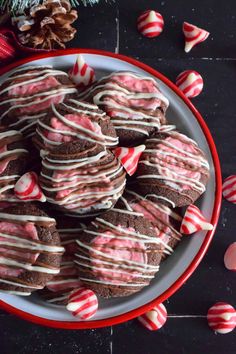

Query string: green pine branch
0 0 103 14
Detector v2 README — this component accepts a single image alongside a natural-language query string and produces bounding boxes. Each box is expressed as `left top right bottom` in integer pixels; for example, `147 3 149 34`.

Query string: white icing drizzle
0 212 55 224
75 213 165 289
36 102 118 149
138 131 209 195
79 71 169 138
41 148 126 215
0 290 31 296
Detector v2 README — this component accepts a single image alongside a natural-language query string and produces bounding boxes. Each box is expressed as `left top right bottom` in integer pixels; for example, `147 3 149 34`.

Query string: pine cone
12 0 78 50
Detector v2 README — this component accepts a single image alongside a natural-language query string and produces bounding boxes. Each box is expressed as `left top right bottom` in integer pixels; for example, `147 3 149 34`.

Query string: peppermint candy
114 145 146 176
222 175 236 204
137 303 167 331
69 54 96 87
224 242 236 271
137 10 164 38
207 302 236 334
180 204 213 234
176 70 203 98
66 288 98 320
183 22 210 53
14 172 46 202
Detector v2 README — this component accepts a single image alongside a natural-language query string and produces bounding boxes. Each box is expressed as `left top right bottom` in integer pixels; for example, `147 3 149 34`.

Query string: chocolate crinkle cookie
0 66 77 139
33 97 118 152
118 189 183 259
40 215 84 304
136 131 210 207
0 203 64 296
75 207 164 298
78 71 169 146
0 128 28 202
39 140 126 217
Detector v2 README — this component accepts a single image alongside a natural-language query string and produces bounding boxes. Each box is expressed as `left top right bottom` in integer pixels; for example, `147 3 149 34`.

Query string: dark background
1 0 236 353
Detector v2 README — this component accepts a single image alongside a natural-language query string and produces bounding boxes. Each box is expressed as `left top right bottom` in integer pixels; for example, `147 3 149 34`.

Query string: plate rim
0 48 222 329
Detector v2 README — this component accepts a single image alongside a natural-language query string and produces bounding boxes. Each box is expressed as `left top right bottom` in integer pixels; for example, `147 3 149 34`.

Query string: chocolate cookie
118 189 183 258
136 131 210 207
79 71 168 146
40 215 83 304
0 66 77 138
33 97 118 151
40 140 126 217
75 208 163 298
0 128 28 202
0 203 64 296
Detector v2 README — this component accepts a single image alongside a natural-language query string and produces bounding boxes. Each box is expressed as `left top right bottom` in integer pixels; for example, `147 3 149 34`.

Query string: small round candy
176 70 203 98
207 302 236 334
114 145 145 176
66 288 98 320
223 175 236 204
180 204 213 235
183 22 210 53
14 172 46 202
137 303 167 331
137 10 164 38
224 242 236 271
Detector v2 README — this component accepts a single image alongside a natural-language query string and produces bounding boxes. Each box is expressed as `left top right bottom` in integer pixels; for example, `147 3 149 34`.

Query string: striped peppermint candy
224 242 236 271
14 172 46 202
66 288 98 320
114 145 146 176
137 10 164 38
180 204 213 234
183 22 210 53
138 303 167 331
176 70 203 98
69 54 96 87
207 302 236 334
222 175 236 204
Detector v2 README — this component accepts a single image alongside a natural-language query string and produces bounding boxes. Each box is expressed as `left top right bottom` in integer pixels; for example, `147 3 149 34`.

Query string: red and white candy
180 204 213 235
183 22 210 53
207 302 236 334
176 70 203 98
14 172 46 202
223 175 236 204
224 242 236 271
137 10 164 38
66 288 98 320
137 303 167 331
69 54 96 87
114 145 145 176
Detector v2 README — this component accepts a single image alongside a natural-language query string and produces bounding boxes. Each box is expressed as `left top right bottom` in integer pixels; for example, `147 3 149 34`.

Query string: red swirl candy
69 54 96 87
137 303 167 331
183 22 210 53
114 145 145 176
176 70 203 98
180 204 213 235
66 288 98 320
137 10 164 38
14 172 46 202
223 175 236 204
207 302 236 334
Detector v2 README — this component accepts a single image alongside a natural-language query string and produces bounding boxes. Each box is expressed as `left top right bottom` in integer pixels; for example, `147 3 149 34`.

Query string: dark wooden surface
1 1 236 353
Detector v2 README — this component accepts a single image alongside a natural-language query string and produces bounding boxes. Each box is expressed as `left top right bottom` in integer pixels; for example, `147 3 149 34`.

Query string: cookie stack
0 67 210 301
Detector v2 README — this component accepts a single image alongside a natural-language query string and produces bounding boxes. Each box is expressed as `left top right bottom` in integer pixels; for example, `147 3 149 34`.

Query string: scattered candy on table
69 54 96 87
66 288 98 320
114 145 146 176
183 22 210 53
137 303 167 331
14 172 46 202
222 175 236 204
224 242 236 271
180 204 213 234
176 70 203 98
207 302 236 334
137 10 164 38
